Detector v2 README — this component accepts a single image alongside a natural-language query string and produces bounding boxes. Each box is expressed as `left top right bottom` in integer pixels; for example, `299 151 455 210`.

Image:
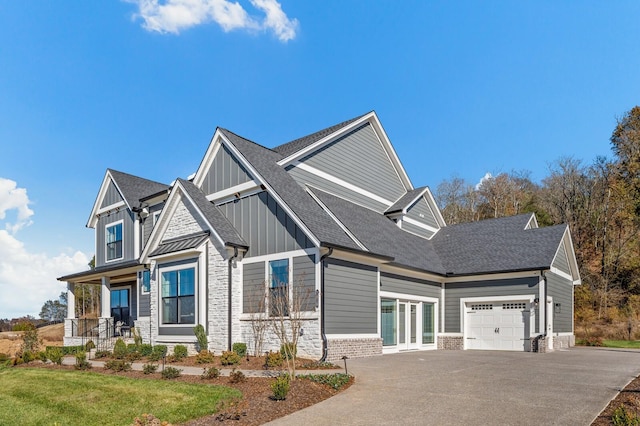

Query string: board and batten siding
293 254 316 311
96 209 135 268
324 259 377 334
547 272 573 333
444 277 540 333
101 181 124 208
243 261 265 314
218 191 313 258
297 123 406 206
142 202 164 247
201 144 253 196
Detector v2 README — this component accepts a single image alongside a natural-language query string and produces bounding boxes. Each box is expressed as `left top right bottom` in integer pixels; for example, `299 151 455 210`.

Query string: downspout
228 247 239 352
319 247 333 362
541 270 548 344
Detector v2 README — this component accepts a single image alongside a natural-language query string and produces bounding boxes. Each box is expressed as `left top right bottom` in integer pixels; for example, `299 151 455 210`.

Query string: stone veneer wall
239 318 322 359
438 335 464 350
207 243 232 352
325 338 383 362
133 318 151 344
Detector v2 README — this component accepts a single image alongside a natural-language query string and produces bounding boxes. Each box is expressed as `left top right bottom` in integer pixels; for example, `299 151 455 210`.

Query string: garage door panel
466 301 528 351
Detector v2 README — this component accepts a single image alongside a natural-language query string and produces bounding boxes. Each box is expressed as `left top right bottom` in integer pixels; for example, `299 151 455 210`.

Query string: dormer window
106 221 123 261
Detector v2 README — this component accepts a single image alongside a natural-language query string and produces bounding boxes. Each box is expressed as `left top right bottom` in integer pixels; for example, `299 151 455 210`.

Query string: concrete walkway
268 347 640 426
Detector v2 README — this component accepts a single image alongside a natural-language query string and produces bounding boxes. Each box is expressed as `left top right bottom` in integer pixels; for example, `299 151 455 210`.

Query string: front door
399 302 419 350
110 288 130 327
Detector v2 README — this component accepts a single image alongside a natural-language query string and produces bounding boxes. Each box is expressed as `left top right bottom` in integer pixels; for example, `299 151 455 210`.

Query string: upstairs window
141 269 151 294
269 259 289 317
106 221 123 261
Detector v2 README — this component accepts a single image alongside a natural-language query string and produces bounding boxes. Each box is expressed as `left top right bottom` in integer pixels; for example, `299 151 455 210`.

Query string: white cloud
128 0 298 41
0 179 89 319
475 172 493 190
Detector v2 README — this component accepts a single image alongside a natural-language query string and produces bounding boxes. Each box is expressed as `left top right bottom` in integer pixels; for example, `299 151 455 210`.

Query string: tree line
435 106 640 339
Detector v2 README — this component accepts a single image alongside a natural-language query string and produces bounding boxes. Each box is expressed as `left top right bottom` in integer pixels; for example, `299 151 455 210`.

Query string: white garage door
466 301 528 351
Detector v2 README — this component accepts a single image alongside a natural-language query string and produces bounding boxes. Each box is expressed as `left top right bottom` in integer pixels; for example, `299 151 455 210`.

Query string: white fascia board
525 213 539 229
219 133 321 248
306 187 368 251
206 180 261 203
563 227 582 284
396 188 429 214
402 216 440 234
379 264 444 283
276 113 373 167
368 113 414 192
423 187 447 228
87 170 131 228
191 130 223 188
444 270 542 284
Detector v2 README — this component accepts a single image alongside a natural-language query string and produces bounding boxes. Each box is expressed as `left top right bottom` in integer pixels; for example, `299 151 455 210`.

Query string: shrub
104 359 132 372
22 328 40 354
161 366 182 379
193 324 208 351
220 350 241 366
36 351 48 362
46 347 63 365
94 350 110 359
201 366 220 379
21 350 35 363
195 350 215 364
85 340 96 351
0 353 9 363
51 345 83 355
149 345 167 362
173 345 188 360
142 363 158 375
75 351 91 370
13 322 36 332
113 338 127 359
612 405 640 426
127 343 139 353
586 336 603 347
280 343 296 360
232 343 247 358
139 344 153 357
228 368 245 384
301 360 337 369
131 327 143 346
266 351 283 368
271 374 290 400
299 373 352 390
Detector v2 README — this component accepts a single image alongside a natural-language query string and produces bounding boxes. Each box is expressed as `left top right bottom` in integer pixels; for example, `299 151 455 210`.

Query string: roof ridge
218 127 279 155
107 168 169 186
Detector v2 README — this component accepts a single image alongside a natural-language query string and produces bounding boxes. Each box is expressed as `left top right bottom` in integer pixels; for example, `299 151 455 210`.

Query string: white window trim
380 291 439 353
158 259 198 327
152 211 161 227
105 219 124 263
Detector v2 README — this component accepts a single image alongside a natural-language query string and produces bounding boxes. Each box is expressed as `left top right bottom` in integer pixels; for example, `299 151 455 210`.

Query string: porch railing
68 318 119 352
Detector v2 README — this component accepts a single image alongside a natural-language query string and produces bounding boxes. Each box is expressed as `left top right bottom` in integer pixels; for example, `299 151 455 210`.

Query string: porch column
101 277 111 318
66 282 75 319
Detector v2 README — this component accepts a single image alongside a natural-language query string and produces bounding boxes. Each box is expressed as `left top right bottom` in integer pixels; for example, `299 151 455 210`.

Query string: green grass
0 368 242 425
602 340 640 349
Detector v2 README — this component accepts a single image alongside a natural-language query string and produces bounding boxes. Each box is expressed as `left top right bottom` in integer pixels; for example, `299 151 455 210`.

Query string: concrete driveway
269 347 640 425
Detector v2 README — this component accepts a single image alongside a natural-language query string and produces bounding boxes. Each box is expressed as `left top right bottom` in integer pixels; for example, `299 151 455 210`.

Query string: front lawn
602 340 640 349
0 367 241 425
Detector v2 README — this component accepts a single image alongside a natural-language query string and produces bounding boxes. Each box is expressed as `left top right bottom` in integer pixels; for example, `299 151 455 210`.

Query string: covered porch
58 260 143 348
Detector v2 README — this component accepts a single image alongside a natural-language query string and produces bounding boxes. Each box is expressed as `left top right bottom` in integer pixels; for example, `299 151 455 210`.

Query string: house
58 111 581 360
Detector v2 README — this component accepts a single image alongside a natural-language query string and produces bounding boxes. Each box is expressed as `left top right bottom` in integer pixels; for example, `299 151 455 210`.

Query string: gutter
228 246 239 352
319 247 333 362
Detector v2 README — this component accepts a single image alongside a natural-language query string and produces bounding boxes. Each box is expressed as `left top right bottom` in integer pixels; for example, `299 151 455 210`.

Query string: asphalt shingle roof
108 169 169 208
219 128 362 251
177 178 248 248
385 187 428 214
272 113 369 158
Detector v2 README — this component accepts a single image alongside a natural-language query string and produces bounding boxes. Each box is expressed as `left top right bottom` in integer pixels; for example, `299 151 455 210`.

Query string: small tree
247 287 268 357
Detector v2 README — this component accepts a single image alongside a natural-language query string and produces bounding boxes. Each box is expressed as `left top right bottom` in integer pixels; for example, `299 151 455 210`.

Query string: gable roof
272 113 369 158
431 214 567 276
218 129 362 251
385 186 430 215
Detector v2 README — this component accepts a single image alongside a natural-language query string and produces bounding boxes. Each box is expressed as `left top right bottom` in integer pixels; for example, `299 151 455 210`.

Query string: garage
465 301 532 351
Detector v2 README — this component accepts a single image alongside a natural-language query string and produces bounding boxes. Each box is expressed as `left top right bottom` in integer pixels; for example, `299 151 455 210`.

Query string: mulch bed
592 375 640 425
17 356 352 426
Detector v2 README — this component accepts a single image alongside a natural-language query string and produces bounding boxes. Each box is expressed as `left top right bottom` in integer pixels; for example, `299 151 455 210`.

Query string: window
161 267 195 324
141 269 150 293
269 259 289 317
422 303 434 344
152 211 161 227
381 299 397 346
106 222 123 261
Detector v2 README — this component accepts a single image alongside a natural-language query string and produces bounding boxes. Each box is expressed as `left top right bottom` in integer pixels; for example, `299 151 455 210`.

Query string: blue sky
1 1 639 319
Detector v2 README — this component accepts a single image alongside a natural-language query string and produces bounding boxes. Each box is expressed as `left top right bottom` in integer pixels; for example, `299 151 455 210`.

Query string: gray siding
139 293 150 317
243 261 265 314
444 277 539 333
324 259 377 334
96 209 135 267
101 181 124 208
380 273 441 299
142 202 165 247
297 123 406 205
547 272 573 333
405 197 439 230
552 245 571 275
402 221 437 239
287 165 389 213
293 254 316 311
218 191 314 258
202 144 253 196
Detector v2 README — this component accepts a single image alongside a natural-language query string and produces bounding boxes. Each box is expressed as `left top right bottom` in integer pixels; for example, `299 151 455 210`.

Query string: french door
398 302 419 350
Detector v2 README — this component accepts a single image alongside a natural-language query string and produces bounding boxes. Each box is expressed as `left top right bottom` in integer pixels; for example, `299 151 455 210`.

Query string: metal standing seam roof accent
149 231 211 257
385 186 429 214
108 169 169 208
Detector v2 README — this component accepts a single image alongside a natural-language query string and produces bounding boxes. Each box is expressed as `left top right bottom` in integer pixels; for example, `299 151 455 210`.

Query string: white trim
104 219 124 263
241 248 316 265
525 213 539 229
325 333 379 339
549 267 573 282
134 217 140 258
380 264 444 283
96 201 126 215
422 187 446 228
380 291 439 304
206 180 261 203
240 312 319 321
379 294 439 353
441 284 445 333
293 161 393 207
402 216 440 234
192 135 223 188
444 270 541 283
139 269 151 295
152 211 161 227
306 187 368 251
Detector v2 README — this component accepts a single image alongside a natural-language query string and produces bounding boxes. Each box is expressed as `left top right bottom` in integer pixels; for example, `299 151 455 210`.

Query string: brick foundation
325 338 383 362
438 335 464 350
